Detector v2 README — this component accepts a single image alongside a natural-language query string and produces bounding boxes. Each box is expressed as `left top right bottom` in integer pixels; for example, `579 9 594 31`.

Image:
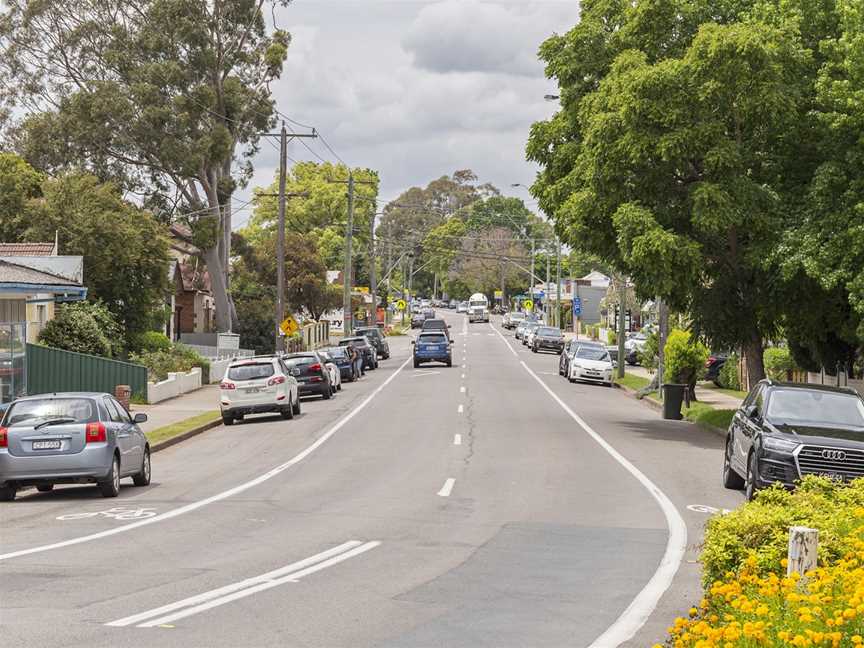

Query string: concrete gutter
151 418 222 453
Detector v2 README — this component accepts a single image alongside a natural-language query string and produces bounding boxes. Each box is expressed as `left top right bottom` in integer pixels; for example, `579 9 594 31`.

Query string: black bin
662 384 686 420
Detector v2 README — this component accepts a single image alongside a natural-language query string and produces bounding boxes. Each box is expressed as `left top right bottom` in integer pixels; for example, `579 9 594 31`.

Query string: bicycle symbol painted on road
56 506 157 522
687 504 732 515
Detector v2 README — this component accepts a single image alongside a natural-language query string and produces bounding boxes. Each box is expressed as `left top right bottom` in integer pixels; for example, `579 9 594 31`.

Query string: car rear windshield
767 389 864 427
356 329 380 339
575 348 610 361
537 327 561 337
339 338 367 346
227 362 275 381
423 320 446 328
419 334 447 344
284 355 318 366
4 398 98 427
324 347 348 359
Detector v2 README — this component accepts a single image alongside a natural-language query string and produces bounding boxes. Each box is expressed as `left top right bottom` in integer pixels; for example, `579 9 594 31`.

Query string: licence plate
426 346 440 351
245 387 261 394
33 440 61 450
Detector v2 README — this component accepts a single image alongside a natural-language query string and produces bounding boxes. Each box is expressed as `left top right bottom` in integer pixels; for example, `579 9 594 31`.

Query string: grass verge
682 400 735 430
145 410 222 446
700 382 748 400
615 372 651 391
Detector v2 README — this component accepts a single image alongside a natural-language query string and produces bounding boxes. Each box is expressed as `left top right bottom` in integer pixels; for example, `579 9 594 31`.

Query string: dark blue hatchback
413 332 452 368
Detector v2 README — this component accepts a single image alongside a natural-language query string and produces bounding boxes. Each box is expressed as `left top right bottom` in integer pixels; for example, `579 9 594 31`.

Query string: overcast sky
234 0 581 227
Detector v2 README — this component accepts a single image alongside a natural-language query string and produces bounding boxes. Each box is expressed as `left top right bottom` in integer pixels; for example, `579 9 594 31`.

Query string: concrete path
627 365 743 409
132 385 220 433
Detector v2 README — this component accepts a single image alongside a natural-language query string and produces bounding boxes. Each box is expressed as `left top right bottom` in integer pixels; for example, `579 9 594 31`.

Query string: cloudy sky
235 0 581 227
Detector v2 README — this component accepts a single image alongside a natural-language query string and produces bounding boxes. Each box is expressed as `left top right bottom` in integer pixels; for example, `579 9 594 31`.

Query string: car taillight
308 363 322 372
0 427 7 448
85 422 106 443
706 356 716 367
220 380 236 390
268 375 286 386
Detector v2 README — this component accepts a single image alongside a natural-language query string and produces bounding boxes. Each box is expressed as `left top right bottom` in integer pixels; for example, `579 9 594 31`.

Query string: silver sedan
0 392 151 501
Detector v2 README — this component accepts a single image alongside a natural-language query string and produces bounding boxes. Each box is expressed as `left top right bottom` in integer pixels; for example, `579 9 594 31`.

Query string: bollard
787 526 818 578
114 384 132 411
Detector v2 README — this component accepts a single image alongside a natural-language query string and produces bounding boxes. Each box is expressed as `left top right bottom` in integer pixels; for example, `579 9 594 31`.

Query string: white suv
219 357 300 425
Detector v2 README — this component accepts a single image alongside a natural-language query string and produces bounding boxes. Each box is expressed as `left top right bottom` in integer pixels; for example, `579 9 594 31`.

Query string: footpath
131 385 221 450
626 365 743 409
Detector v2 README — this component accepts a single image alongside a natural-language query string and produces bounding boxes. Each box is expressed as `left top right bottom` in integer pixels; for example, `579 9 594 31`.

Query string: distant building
164 226 215 340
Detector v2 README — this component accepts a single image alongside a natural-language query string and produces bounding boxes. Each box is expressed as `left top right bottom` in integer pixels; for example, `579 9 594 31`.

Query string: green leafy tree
1 0 294 332
27 173 170 340
0 153 42 241
38 301 122 358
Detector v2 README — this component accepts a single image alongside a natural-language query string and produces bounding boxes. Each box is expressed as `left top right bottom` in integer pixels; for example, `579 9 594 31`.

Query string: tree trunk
743 334 765 390
204 246 235 333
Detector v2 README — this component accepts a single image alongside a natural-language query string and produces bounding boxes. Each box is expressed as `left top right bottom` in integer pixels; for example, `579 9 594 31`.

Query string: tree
527 0 839 384
38 301 123 358
27 172 170 341
1 0 294 332
0 153 42 241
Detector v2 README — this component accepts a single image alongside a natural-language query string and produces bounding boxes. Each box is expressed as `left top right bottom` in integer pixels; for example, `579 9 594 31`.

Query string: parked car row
0 327 398 503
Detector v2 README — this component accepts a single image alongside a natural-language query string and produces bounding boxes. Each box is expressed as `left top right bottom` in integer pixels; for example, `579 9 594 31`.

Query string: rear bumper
535 342 564 352
0 445 114 485
298 383 328 397
223 401 289 416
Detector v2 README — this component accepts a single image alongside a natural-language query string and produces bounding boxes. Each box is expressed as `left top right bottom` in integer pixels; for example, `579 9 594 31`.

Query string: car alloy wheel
100 457 120 498
723 438 745 490
133 448 151 486
744 453 760 501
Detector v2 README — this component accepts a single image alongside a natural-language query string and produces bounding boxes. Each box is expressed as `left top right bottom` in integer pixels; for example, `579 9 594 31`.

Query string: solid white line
489 323 687 647
136 542 381 628
459 386 466 393
0 357 413 562
437 478 455 497
457 404 464 414
454 434 462 445
107 541 363 627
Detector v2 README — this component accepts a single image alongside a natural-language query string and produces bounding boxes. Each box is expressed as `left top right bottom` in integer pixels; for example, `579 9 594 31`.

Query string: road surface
0 312 742 647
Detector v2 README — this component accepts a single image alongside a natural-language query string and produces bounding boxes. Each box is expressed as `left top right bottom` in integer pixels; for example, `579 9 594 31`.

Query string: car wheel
744 452 760 501
99 456 121 498
531 345 537 353
337 381 342 391
281 404 294 419
292 392 302 415
222 415 234 426
37 484 54 493
568 376 575 383
446 359 452 367
322 385 332 400
413 358 420 368
133 447 152 486
723 438 746 490
0 485 17 502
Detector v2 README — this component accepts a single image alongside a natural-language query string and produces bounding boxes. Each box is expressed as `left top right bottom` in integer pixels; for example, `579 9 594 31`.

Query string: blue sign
573 297 582 316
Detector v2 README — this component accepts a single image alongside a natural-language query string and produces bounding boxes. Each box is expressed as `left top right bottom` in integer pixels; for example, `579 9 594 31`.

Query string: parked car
282 352 334 401
339 336 378 370
316 349 343 393
723 381 864 500
523 321 542 347
559 339 606 376
456 302 468 314
321 346 361 382
624 331 649 365
503 312 526 330
411 312 426 328
0 392 151 501
567 345 615 387
515 320 530 340
413 331 453 367
606 346 620 367
421 318 452 340
354 326 391 359
532 326 564 353
221 356 302 423
705 353 728 385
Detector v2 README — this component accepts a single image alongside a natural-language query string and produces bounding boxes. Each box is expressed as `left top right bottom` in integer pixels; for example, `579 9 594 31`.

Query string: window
110 398 131 423
766 389 864 427
5 398 97 427
103 398 124 423
419 334 447 344
227 363 276 381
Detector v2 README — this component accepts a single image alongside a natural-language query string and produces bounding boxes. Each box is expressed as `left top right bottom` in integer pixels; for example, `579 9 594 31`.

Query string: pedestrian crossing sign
280 315 299 336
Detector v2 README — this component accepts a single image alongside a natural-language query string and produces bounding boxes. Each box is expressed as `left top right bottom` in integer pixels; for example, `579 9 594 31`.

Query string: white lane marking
410 371 440 378
454 434 462 445
489 323 687 648
461 364 466 369
457 404 464 414
461 373 465 379
107 541 362 627
0 357 412 562
459 386 466 393
57 506 157 521
472 333 480 336
110 541 381 628
487 333 495 336
437 478 455 497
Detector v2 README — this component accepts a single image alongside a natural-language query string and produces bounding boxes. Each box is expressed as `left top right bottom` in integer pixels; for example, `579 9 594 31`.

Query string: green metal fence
25 344 148 400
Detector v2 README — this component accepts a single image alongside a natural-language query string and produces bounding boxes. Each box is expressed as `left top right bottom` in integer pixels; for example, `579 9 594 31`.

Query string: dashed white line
457 404 464 414
460 386 466 393
461 373 465 379
454 434 462 445
437 478 455 497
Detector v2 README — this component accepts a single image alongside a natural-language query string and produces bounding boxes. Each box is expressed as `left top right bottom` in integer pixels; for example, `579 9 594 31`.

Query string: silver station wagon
0 392 151 502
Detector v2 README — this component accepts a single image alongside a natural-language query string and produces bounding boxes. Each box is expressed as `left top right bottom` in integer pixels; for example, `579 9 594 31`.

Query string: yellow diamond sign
396 299 407 311
280 315 299 336
523 299 534 311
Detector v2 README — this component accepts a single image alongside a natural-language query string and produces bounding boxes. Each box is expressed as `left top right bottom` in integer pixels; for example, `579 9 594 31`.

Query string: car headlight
570 363 582 370
763 436 800 453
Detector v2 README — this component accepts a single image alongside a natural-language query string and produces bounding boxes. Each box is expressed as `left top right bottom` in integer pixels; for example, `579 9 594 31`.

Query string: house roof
179 262 212 293
0 260 80 286
0 242 56 256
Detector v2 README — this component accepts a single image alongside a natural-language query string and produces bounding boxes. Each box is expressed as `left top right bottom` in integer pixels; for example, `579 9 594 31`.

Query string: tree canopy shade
0 0 294 332
527 0 861 382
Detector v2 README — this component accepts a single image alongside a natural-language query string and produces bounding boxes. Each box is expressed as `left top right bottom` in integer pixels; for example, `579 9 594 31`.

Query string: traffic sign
523 299 534 311
279 315 299 336
396 299 407 311
573 297 582 316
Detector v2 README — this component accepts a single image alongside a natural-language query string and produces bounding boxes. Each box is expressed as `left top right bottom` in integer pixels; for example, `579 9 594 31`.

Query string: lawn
615 372 651 392
145 410 222 446
682 401 735 430
700 382 748 400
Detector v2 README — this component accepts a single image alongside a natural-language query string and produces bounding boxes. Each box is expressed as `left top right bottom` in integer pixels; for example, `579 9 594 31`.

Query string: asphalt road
0 312 743 648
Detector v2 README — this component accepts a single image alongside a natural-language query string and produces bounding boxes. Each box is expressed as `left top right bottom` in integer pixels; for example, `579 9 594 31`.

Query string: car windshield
5 398 98 427
469 300 486 307
419 334 447 344
766 389 864 428
575 348 610 361
423 320 446 328
227 362 275 381
537 327 560 337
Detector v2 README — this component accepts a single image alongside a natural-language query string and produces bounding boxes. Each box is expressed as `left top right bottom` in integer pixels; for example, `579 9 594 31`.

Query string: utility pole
386 221 392 324
555 238 562 329
658 295 668 399
617 277 627 379
368 211 377 327
529 239 535 304
545 249 551 323
276 123 288 351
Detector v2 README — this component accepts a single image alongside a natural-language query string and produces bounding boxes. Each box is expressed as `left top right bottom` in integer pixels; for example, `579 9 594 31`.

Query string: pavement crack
462 390 477 466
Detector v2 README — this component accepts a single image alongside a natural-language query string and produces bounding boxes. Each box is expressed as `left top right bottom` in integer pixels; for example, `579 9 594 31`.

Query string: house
163 226 215 340
0 242 86 403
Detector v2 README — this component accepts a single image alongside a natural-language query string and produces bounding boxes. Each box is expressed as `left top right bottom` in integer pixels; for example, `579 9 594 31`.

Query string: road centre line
437 478 455 497
458 404 464 414
460 386 466 393
488 323 687 648
454 434 462 445
461 373 465 379
108 541 380 628
0 357 413 562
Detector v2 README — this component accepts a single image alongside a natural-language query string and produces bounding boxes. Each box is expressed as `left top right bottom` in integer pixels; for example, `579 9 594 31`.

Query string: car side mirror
744 404 758 420
133 412 148 424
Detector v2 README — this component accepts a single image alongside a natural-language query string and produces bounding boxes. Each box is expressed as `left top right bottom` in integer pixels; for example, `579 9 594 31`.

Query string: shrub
37 301 122 357
718 353 741 390
130 343 210 383
608 330 617 346
764 346 797 381
638 331 660 371
133 330 172 353
664 329 709 385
